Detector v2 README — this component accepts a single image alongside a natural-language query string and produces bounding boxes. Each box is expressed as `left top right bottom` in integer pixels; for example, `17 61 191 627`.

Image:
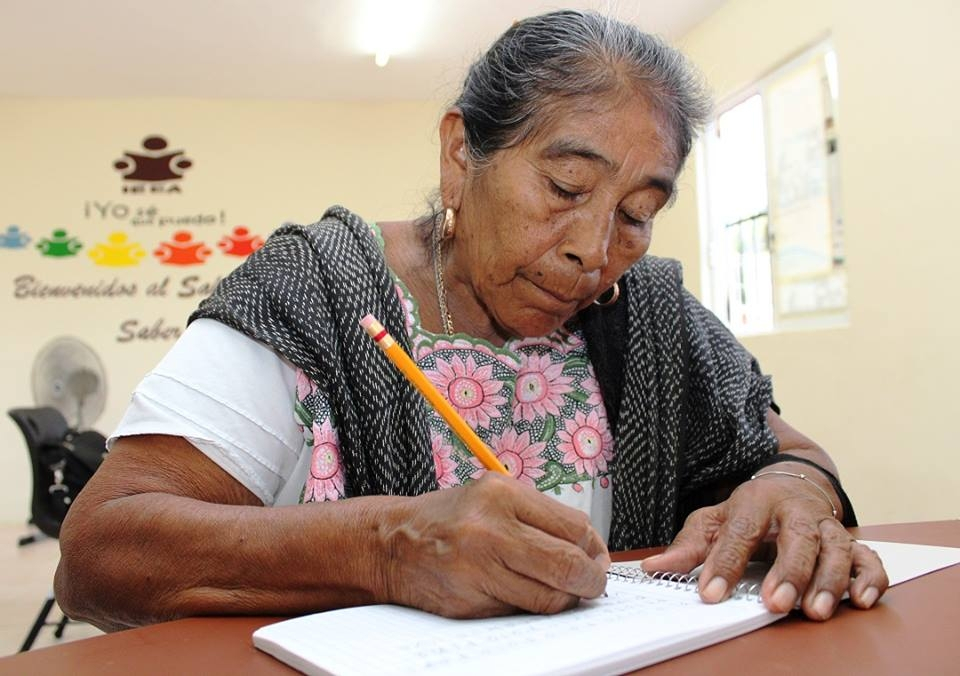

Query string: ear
438 108 469 210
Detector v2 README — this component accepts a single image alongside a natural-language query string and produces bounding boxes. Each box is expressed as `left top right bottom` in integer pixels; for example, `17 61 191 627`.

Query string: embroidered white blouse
112 228 616 540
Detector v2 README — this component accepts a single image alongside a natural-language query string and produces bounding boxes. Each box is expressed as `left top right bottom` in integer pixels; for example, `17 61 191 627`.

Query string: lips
523 277 583 313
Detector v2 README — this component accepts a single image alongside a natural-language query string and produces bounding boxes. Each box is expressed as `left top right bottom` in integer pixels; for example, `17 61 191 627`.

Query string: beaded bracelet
750 469 838 519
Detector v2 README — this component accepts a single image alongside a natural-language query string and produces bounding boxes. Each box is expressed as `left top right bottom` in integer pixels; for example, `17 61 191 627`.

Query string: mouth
522 277 583 314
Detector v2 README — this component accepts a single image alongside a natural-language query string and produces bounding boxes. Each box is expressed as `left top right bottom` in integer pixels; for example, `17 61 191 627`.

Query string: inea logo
114 135 192 194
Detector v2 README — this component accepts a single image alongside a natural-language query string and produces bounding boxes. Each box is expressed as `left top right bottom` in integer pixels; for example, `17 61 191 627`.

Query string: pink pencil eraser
359 313 385 339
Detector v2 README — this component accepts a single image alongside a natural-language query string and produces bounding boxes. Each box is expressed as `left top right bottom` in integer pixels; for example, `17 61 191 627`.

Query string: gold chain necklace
432 219 455 335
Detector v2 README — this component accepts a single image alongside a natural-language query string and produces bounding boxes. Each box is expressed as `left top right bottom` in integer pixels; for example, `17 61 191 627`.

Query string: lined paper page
254 538 960 675
253 577 779 676
859 540 960 585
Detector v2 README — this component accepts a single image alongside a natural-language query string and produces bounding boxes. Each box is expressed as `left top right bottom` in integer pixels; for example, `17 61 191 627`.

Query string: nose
558 208 613 272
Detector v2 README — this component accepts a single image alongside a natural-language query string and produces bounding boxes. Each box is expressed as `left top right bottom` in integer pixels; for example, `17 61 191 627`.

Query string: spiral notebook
252 566 780 676
252 539 960 676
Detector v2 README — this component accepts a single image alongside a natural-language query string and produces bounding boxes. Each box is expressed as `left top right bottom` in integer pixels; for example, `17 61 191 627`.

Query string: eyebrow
543 138 614 168
541 138 675 198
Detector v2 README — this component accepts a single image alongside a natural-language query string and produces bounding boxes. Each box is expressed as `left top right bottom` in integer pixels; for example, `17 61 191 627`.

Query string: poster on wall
766 62 846 317
2 130 270 442
6 133 266 342
766 63 832 281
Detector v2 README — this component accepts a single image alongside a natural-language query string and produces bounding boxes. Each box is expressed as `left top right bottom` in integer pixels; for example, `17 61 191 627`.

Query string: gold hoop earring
593 282 620 307
440 207 456 240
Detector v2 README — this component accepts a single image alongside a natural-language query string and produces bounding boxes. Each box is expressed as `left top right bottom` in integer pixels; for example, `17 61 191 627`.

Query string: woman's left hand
641 466 889 620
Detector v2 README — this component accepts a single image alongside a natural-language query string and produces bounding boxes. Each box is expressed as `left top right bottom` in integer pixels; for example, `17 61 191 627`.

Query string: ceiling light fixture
356 0 427 68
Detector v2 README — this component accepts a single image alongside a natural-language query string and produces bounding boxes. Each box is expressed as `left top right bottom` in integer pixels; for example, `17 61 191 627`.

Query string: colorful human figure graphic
155 230 213 266
113 135 193 182
88 232 147 267
218 226 264 257
37 229 82 257
0 225 31 249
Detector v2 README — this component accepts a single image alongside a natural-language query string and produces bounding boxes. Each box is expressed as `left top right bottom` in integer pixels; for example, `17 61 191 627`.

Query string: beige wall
3 0 957 528
652 0 960 523
0 98 442 524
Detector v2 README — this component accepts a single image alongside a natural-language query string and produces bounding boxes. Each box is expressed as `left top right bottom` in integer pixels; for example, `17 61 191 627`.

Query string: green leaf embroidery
294 401 313 426
540 415 556 443
536 460 565 492
561 357 588 373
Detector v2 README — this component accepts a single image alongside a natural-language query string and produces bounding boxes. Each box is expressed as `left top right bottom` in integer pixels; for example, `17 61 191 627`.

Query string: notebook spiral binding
607 564 763 602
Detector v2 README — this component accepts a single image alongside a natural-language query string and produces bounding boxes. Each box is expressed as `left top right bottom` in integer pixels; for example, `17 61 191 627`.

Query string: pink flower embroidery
512 352 574 421
395 283 416 337
470 428 546 487
304 420 345 502
432 434 460 489
557 409 614 477
580 375 604 407
296 368 317 402
428 353 506 429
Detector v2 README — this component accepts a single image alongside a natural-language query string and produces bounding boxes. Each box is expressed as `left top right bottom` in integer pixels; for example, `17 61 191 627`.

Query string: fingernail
642 554 662 565
703 576 728 602
861 586 879 608
772 582 798 610
813 591 835 619
594 552 611 569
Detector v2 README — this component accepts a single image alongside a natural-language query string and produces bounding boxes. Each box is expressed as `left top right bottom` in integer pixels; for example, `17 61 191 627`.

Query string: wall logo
155 231 213 266
1 225 31 249
37 229 82 257
113 135 192 194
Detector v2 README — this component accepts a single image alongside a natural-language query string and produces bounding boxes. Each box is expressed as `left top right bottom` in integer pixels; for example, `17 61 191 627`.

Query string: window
698 41 846 335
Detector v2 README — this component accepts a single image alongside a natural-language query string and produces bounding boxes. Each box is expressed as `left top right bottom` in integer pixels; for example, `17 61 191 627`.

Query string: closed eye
548 179 584 201
619 208 651 228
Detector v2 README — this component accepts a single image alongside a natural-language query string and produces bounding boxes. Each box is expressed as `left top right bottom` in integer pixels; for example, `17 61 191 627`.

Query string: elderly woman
56 10 887 631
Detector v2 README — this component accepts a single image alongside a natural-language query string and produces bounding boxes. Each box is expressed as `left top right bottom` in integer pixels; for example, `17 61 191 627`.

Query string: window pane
698 42 847 336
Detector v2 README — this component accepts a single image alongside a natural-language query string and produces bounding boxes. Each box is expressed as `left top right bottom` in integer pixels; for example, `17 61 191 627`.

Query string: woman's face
445 92 680 339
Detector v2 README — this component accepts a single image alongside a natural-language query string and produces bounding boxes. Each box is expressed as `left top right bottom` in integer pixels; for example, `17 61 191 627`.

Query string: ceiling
0 0 726 101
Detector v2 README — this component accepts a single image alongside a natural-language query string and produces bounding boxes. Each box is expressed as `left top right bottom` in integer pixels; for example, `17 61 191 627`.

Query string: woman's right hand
377 472 610 618
57 436 608 629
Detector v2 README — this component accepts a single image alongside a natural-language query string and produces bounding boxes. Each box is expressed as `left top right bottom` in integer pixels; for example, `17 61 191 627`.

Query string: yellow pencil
359 313 510 476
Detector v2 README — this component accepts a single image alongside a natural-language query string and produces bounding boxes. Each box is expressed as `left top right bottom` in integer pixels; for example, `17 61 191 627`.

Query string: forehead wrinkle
541 138 615 172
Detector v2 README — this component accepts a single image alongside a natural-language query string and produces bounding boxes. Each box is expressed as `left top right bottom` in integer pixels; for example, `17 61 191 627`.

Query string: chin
500 311 571 339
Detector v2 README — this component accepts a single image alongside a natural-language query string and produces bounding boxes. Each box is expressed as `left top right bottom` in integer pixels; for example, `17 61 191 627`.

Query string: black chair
8 406 105 651
9 407 71 542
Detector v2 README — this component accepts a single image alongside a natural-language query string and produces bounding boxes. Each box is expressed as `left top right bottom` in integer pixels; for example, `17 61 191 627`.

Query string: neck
440 243 510 347
380 219 509 346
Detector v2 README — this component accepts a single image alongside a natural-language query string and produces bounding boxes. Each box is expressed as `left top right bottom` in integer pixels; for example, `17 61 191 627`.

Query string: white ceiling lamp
356 0 428 68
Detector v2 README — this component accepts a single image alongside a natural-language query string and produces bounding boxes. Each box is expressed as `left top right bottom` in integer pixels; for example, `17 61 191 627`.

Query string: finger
433 564 580 618
759 512 822 613
491 567 586 616
500 520 610 601
492 474 610 565
798 519 855 620
642 507 721 574
469 475 608 600
479 566 583 617
847 542 889 610
699 509 771 603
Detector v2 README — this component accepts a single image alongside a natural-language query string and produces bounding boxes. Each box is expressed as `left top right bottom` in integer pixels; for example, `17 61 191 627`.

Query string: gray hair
455 9 712 168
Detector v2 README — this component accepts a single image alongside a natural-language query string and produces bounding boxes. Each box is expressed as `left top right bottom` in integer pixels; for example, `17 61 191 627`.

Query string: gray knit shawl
191 206 778 550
